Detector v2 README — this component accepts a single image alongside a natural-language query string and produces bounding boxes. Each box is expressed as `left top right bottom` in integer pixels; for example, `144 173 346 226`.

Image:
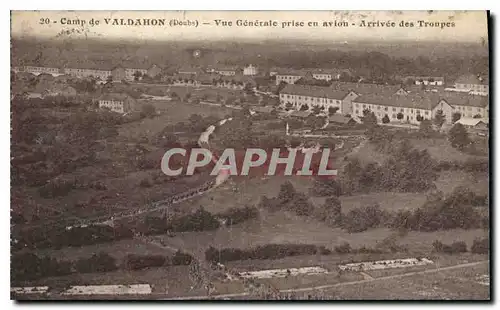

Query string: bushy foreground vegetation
14 206 259 250
11 250 194 282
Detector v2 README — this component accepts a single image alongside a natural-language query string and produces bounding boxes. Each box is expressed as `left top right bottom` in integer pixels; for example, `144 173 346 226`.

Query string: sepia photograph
9 10 490 301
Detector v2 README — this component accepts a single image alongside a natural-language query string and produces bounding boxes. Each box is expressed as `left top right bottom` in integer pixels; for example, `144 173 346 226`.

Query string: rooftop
281 84 349 100
455 118 489 126
98 92 135 101
455 74 488 85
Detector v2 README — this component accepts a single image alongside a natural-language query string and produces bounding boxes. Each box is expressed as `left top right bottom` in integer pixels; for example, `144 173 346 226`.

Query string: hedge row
205 244 331 263
15 223 134 250
16 206 259 250
12 250 194 282
432 240 468 254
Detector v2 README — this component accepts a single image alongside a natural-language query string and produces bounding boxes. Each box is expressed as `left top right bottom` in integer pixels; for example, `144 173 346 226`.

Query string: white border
3 1 497 309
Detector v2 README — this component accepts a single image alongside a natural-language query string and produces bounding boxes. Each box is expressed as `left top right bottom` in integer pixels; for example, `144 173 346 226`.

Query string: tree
285 102 293 110
106 75 113 84
312 105 322 115
276 81 288 95
416 115 423 122
473 114 482 119
300 105 309 111
328 107 339 115
141 103 156 118
362 109 377 127
278 181 296 204
419 119 434 138
310 178 341 197
133 71 143 81
382 114 390 124
452 112 462 123
434 110 445 127
315 197 342 226
448 123 470 150
396 112 404 120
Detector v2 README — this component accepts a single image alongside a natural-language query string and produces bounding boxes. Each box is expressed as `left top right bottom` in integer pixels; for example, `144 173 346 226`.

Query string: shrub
334 242 352 254
314 197 342 227
75 252 118 274
258 195 282 212
341 204 383 233
278 181 297 204
471 238 489 254
217 206 259 226
310 178 341 197
433 240 467 254
11 253 72 281
171 251 194 265
125 254 167 270
382 115 390 124
205 244 329 264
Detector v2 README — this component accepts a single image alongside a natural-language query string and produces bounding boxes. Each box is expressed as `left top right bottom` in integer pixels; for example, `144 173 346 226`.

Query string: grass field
410 138 488 162
119 100 234 140
34 238 177 262
435 170 489 196
327 262 490 300
354 137 489 166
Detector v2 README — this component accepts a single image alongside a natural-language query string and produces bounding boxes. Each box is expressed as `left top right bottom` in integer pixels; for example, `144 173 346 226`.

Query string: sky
11 11 488 43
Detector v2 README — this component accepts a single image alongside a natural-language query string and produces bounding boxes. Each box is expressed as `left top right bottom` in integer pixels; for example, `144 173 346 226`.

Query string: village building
178 66 201 75
21 65 62 76
454 118 489 135
243 64 259 76
147 64 163 78
412 76 445 86
214 66 241 76
97 93 137 113
171 73 199 86
196 73 221 86
275 69 307 85
454 74 489 95
42 85 77 97
279 84 355 115
215 75 255 90
352 91 489 126
328 114 358 126
64 63 113 80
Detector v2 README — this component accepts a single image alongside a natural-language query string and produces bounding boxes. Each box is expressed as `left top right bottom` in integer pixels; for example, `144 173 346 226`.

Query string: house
147 64 163 78
64 63 113 80
42 85 77 97
243 64 259 76
215 75 255 90
310 69 345 82
124 66 149 81
454 118 489 135
279 84 352 114
97 93 137 113
178 66 201 75
454 74 489 94
21 65 62 76
214 66 240 76
352 93 444 125
413 76 445 86
171 73 198 86
328 114 357 126
352 91 489 126
275 70 307 85
442 93 490 119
